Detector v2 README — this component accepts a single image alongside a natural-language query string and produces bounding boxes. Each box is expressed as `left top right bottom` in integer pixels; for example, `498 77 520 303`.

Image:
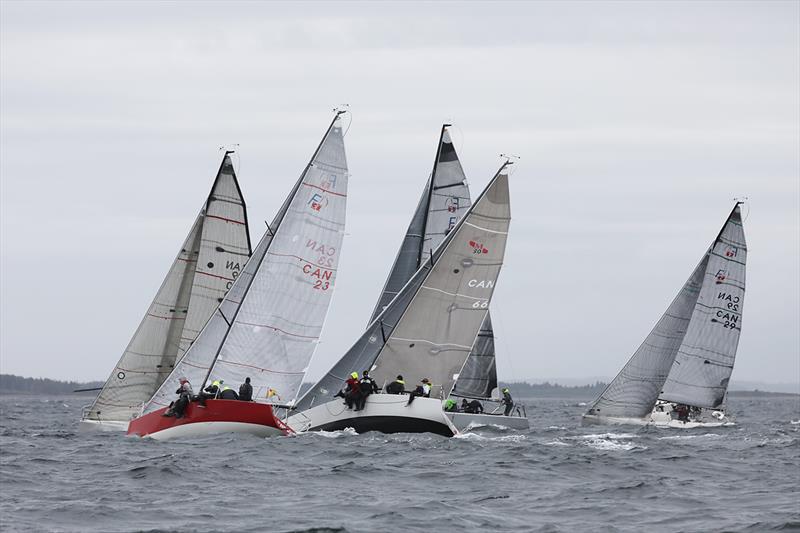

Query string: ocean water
1 395 798 533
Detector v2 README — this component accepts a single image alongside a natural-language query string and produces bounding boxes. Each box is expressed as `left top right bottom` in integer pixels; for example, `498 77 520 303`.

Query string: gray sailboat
288 160 513 437
80 152 251 431
366 124 526 430
583 203 747 427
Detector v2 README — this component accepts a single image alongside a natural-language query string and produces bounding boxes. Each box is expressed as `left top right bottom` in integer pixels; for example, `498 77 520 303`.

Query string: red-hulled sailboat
127 400 291 440
127 110 350 440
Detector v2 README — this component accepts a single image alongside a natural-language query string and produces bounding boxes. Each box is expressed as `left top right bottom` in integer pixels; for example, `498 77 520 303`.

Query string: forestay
296 163 511 411
659 204 747 408
85 154 250 422
143 114 348 413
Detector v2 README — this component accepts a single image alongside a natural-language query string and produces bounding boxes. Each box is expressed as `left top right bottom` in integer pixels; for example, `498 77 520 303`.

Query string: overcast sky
1 1 798 387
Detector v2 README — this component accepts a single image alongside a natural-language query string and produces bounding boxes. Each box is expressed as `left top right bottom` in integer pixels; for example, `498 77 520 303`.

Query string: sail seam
463 221 508 235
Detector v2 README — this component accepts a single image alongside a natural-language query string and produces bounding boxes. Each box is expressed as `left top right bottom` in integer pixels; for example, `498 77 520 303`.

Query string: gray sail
144 114 348 413
85 154 250 422
451 314 498 399
368 126 472 322
659 205 747 408
297 163 511 412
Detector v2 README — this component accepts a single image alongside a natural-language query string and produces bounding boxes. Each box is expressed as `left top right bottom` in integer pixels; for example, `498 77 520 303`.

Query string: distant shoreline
1 374 797 398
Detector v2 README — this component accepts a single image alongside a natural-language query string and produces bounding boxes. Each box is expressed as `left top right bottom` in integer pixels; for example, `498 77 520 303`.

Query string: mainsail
585 203 747 420
296 162 511 411
143 113 348 414
368 125 499 400
85 153 251 422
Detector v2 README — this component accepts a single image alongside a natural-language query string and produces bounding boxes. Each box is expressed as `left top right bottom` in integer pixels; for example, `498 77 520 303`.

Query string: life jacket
360 377 376 394
422 383 431 396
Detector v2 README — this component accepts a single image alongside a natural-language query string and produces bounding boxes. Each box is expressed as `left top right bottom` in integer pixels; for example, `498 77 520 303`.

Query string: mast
198 111 347 389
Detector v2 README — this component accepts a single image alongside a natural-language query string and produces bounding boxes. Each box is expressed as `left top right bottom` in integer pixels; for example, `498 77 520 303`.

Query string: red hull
127 399 292 438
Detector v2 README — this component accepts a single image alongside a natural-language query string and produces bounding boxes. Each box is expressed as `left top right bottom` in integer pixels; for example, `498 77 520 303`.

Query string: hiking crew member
196 379 222 407
386 375 405 395
461 399 484 414
501 387 514 416
239 377 253 402
219 385 239 400
356 370 378 411
406 378 431 406
164 378 192 418
443 398 457 412
336 372 361 409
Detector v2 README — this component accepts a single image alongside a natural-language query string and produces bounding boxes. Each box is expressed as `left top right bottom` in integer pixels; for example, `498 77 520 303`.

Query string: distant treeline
499 381 608 398
0 374 103 395
2 374 796 398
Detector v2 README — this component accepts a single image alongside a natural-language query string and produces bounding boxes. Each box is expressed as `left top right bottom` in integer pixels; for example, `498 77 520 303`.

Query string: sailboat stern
288 394 458 437
127 399 291 440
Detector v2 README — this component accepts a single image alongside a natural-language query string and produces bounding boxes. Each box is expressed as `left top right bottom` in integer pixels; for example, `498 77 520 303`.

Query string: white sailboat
582 203 747 428
79 152 251 432
288 160 513 437
127 112 349 440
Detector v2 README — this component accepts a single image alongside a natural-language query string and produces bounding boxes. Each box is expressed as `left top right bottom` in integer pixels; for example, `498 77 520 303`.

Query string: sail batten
85 154 251 423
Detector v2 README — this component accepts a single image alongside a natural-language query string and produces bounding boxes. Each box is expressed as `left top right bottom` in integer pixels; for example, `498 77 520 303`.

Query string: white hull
447 412 529 431
582 412 734 429
139 421 285 441
288 394 459 437
78 419 130 433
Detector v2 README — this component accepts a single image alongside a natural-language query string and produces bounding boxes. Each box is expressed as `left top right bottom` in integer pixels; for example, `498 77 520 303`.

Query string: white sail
585 203 747 422
296 163 511 410
143 114 348 413
659 205 747 408
84 154 250 423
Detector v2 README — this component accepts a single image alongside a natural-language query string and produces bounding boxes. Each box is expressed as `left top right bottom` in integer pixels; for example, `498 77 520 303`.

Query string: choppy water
1 394 798 532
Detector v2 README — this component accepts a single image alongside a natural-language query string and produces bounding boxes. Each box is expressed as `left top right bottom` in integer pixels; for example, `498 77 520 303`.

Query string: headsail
143 113 348 413
85 154 250 422
585 203 747 420
296 162 511 411
659 204 747 408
